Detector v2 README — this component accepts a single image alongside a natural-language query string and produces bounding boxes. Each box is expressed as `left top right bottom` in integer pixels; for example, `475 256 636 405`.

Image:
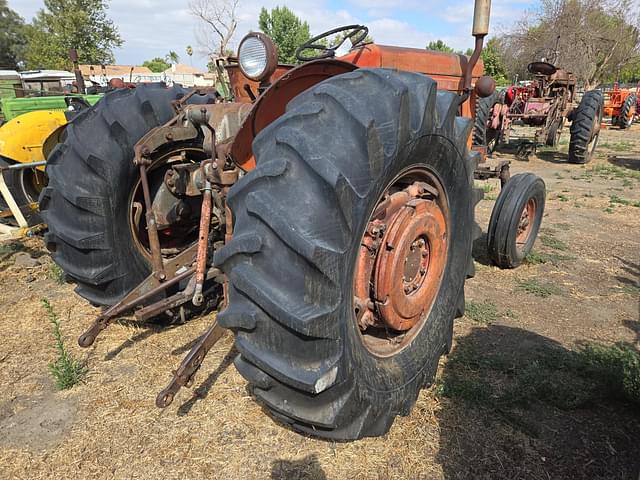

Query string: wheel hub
354 177 448 341
516 198 536 245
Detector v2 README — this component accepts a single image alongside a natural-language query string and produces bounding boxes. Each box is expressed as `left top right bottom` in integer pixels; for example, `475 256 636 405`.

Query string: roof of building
163 63 206 75
79 64 153 77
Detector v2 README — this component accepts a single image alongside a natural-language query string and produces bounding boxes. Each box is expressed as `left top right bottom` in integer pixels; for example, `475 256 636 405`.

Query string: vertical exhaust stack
472 0 492 37
464 0 494 98
69 48 86 94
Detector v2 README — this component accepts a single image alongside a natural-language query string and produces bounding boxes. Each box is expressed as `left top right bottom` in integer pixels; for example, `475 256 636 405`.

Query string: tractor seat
527 62 557 76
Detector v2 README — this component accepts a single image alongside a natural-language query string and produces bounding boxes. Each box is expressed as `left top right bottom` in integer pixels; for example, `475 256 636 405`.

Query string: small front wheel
487 173 546 268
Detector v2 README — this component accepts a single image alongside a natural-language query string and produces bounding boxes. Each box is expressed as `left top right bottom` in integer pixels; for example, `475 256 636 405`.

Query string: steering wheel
295 25 369 62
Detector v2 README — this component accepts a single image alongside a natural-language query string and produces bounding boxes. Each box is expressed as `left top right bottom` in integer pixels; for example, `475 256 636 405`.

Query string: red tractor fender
231 59 358 171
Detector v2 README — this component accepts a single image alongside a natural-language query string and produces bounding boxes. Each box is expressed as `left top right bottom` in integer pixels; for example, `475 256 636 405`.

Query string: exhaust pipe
464 0 493 97
472 0 492 37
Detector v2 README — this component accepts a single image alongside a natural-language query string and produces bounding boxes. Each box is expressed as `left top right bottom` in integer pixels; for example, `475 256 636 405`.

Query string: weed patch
540 235 568 251
465 301 499 325
47 263 65 284
42 299 86 390
516 279 562 297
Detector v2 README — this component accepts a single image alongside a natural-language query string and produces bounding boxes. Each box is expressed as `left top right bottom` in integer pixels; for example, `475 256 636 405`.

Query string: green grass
484 194 497 201
622 179 633 188
578 343 640 406
42 299 86 390
598 141 634 152
556 194 569 202
475 181 495 194
465 301 499 325
609 195 631 206
516 279 562 298
604 206 615 214
47 263 65 284
620 283 640 295
525 250 575 265
437 339 640 414
582 164 640 181
540 235 568 251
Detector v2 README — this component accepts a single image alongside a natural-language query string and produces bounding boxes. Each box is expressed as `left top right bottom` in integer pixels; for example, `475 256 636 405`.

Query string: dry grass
0 127 639 479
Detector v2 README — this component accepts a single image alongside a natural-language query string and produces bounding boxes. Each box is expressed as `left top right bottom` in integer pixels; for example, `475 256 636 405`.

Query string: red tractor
475 61 603 163
39 0 546 439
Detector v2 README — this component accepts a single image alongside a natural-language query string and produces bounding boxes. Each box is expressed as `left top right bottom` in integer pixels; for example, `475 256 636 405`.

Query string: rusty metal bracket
77 246 198 347
156 320 226 408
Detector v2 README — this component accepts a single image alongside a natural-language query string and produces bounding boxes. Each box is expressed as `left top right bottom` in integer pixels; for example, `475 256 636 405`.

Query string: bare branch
189 0 239 58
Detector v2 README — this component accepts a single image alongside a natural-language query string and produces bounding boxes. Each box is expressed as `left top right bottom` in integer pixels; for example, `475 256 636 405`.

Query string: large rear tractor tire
40 84 213 306
618 94 636 130
215 69 483 440
487 173 546 269
568 90 603 164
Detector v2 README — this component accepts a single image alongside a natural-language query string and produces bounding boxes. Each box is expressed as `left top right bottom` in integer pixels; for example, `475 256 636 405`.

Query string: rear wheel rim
516 197 536 249
128 147 206 260
353 167 449 357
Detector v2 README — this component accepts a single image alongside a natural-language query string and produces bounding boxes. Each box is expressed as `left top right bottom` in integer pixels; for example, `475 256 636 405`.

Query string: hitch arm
78 266 196 347
156 320 226 408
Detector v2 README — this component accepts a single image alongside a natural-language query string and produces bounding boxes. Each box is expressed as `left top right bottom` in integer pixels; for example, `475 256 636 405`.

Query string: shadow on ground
609 155 640 171
436 325 640 480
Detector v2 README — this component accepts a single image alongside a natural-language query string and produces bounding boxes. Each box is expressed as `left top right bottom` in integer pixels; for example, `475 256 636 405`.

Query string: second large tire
40 84 213 306
568 90 603 164
215 69 482 440
618 94 636 129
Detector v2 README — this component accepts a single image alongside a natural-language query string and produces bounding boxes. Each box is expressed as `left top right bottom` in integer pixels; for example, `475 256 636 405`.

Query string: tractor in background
603 82 638 129
40 0 547 440
474 61 603 163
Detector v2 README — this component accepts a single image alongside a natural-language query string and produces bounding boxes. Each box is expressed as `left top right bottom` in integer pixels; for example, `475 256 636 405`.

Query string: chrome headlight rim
237 32 278 82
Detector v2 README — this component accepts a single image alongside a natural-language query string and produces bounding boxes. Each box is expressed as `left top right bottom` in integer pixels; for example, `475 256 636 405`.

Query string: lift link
155 320 226 408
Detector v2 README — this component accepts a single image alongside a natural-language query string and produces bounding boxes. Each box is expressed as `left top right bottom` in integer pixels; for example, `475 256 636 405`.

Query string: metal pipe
139 164 166 280
0 161 47 171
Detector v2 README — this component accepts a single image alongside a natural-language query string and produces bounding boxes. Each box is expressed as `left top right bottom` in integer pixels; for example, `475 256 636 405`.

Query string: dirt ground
0 124 638 480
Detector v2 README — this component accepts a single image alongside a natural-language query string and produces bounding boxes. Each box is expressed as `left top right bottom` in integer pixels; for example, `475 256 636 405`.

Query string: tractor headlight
238 32 278 82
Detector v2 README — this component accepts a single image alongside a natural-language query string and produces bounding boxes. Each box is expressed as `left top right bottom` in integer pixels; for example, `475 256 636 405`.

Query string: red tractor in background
474 61 604 163
603 81 638 128
39 0 547 440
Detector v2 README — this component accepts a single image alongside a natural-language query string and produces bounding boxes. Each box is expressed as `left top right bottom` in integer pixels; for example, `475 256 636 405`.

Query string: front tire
215 69 482 439
487 173 545 268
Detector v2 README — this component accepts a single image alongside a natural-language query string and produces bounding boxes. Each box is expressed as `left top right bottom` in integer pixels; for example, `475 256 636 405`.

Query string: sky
10 0 538 70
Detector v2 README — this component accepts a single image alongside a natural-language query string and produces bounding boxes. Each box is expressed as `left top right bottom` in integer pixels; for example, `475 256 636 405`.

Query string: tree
259 6 311 64
190 0 238 58
0 0 27 69
142 57 170 72
166 50 180 64
427 40 455 53
500 0 640 88
481 37 509 85
24 0 122 70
